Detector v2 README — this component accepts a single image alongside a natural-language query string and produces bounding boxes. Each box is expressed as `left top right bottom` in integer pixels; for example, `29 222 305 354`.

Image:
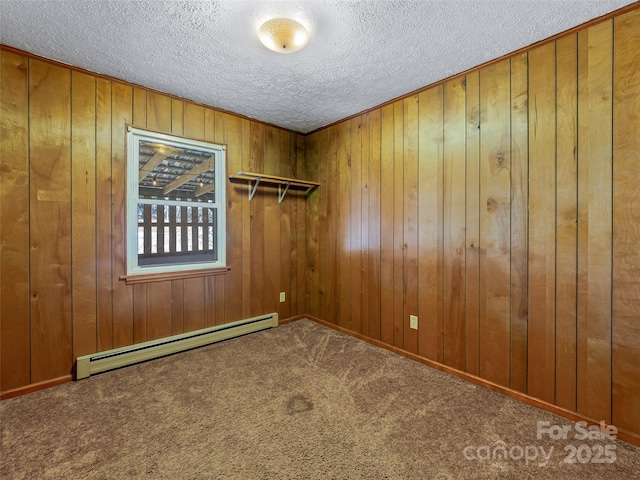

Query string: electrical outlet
410 315 418 330
280 292 286 303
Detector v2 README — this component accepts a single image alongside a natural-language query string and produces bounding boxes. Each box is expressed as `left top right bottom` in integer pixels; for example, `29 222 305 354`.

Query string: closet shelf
229 171 320 203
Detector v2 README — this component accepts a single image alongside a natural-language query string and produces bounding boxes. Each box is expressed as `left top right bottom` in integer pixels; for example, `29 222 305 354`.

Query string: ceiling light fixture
258 18 309 54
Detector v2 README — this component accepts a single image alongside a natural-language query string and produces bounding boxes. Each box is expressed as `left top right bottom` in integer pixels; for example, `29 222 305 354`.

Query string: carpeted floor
1 319 639 479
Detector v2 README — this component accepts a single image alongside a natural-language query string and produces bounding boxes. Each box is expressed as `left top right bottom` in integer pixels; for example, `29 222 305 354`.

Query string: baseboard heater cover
76 313 278 379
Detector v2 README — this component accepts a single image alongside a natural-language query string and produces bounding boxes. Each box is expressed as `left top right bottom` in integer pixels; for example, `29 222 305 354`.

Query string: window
126 127 226 278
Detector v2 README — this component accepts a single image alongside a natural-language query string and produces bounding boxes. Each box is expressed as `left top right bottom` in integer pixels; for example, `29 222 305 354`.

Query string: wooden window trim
126 126 227 277
120 266 230 285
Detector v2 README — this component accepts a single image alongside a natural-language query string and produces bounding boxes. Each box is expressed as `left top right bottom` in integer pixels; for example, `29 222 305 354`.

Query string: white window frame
126 126 226 277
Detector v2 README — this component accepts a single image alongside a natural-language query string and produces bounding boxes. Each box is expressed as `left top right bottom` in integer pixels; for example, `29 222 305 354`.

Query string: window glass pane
136 202 218 268
151 226 157 253
128 127 225 275
138 141 215 203
138 247 217 267
138 226 144 254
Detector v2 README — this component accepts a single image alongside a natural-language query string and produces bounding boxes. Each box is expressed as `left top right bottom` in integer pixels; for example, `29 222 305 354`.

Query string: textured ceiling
0 0 635 133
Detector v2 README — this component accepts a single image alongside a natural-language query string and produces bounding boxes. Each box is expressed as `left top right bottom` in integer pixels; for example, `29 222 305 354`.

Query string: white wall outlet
280 292 286 303
410 315 418 330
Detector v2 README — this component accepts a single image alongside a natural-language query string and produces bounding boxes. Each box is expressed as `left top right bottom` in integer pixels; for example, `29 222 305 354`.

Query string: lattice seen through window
126 127 226 276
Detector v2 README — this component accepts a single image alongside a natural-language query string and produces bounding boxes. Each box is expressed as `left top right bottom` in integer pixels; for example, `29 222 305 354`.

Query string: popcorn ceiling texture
0 0 634 133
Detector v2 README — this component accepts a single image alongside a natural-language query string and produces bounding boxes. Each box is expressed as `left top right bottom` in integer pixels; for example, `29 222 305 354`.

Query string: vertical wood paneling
294 135 307 315
249 122 265 316
171 280 184 336
510 53 529 393
392 102 404 349
206 197 216 320
305 130 321 318
147 92 172 133
133 284 147 342
29 60 72 382
279 130 292 319
555 33 578 411
0 51 31 391
528 43 556 403
324 126 339 323
204 108 215 144
147 283 171 340
350 117 362 333
367 111 382 340
183 102 205 137
317 129 328 321
417 85 444 362
225 114 245 322
360 113 371 337
403 96 419 355
96 78 113 352
577 21 613 423
240 118 251 319
264 126 281 316
71 71 97 359
289 135 303 315
110 82 133 348
442 79 466 370
289 135 299 317
336 120 351 328
464 71 481 376
479 59 512 387
379 104 395 345
183 277 205 332
171 99 184 136
132 88 146 128
612 8 640 435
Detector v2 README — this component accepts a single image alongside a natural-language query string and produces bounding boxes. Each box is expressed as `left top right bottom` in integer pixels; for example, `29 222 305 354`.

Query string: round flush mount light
258 18 309 54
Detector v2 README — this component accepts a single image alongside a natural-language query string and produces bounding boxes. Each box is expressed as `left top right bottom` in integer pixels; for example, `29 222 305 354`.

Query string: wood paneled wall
0 50 307 393
1 5 639 440
305 9 640 437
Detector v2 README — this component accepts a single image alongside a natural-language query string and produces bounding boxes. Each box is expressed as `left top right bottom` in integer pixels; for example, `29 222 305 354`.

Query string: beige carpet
1 319 639 479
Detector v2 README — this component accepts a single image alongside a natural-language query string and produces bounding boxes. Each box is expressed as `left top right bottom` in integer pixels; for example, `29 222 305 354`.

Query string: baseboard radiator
76 313 278 380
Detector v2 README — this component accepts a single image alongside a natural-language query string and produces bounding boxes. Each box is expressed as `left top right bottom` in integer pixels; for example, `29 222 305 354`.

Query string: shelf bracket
278 183 290 204
230 171 319 202
248 177 261 201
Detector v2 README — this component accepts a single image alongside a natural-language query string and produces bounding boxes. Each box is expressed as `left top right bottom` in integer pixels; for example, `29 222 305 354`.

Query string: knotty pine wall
305 8 640 437
0 49 307 394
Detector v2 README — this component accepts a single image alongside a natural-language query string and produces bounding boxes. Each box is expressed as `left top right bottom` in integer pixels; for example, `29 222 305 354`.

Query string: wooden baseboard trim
1 375 73 400
303 314 640 448
279 314 308 325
